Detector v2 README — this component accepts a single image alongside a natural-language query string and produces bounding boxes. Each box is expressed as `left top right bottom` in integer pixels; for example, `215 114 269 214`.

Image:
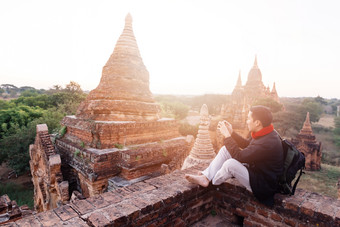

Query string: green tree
0 109 64 174
272 98 323 137
0 105 46 139
253 98 283 113
159 101 189 120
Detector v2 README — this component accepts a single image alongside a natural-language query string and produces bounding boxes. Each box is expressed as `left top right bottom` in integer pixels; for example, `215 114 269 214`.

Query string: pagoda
291 112 322 171
182 104 216 169
55 14 189 197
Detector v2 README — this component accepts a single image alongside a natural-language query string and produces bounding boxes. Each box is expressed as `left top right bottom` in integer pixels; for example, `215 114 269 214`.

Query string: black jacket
224 130 284 206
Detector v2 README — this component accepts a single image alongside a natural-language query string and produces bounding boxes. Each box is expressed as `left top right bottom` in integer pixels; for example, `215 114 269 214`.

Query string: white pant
202 146 252 192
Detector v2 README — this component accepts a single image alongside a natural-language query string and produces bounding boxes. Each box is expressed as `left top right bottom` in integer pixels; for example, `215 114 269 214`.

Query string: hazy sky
0 0 339 98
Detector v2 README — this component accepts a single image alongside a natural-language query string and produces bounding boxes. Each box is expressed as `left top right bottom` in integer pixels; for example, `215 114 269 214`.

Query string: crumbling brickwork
29 124 69 212
0 195 30 225
291 112 322 171
10 164 340 226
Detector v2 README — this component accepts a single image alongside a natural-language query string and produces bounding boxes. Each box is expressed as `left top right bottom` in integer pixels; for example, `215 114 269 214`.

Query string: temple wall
61 117 181 149
9 164 340 226
29 124 69 212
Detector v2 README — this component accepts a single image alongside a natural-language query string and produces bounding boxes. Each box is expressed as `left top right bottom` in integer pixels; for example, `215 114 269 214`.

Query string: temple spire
236 70 242 87
300 112 313 135
254 55 258 68
271 82 277 93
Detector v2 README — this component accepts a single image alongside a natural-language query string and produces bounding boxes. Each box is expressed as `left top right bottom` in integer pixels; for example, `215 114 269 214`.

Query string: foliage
0 110 64 174
0 105 46 139
273 98 323 136
114 143 124 149
333 117 340 148
253 98 283 113
155 94 229 115
59 126 67 138
74 149 81 157
0 82 86 175
190 94 229 115
159 100 190 120
0 183 34 209
179 122 199 137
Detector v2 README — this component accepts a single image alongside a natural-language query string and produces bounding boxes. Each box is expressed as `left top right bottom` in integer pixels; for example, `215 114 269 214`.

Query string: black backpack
276 132 306 195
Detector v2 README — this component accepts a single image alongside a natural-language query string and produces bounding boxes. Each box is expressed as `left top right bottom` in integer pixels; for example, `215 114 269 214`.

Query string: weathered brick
133 212 159 226
15 215 41 227
101 191 123 204
335 209 340 225
235 207 249 218
243 219 261 227
87 195 111 209
102 206 124 222
284 218 296 226
35 209 62 226
249 214 272 226
270 212 282 222
87 211 111 227
257 208 269 218
245 204 256 213
300 201 317 217
71 199 95 215
54 205 78 221
315 198 337 223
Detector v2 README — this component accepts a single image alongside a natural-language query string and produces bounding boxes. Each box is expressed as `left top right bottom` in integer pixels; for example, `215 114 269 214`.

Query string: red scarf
251 124 274 139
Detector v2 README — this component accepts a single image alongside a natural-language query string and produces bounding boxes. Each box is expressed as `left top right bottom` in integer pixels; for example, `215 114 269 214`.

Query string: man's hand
223 120 233 134
218 121 231 138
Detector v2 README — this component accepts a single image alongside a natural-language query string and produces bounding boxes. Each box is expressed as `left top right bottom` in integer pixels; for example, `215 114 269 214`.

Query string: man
185 105 283 206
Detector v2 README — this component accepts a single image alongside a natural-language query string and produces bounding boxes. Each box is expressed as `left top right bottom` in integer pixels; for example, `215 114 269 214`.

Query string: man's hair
250 105 273 127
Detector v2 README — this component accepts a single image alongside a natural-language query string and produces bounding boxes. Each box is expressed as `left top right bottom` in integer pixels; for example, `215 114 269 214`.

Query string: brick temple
221 57 280 136
53 14 190 198
291 112 322 171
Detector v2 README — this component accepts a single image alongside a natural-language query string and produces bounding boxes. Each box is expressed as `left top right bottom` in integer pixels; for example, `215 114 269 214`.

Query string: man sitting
185 105 284 206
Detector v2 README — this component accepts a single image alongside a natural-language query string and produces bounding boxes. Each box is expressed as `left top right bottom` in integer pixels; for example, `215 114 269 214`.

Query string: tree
253 98 283 113
65 81 82 93
0 109 64 174
272 98 323 137
159 101 189 120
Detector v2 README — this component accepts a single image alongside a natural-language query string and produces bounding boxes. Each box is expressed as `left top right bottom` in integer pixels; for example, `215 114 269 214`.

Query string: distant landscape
0 82 340 208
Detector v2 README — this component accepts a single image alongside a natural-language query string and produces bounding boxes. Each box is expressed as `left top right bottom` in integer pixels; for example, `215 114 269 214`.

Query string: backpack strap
291 168 304 195
274 129 282 140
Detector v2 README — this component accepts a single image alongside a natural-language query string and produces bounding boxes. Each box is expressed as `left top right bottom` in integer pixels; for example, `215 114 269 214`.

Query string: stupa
182 104 216 169
55 14 189 197
291 112 322 171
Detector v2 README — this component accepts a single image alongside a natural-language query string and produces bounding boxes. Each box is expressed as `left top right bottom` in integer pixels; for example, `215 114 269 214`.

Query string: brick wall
5 164 340 227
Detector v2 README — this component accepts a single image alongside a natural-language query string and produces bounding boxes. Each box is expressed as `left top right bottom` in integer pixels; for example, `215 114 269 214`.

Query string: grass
313 127 340 166
297 163 340 198
0 182 34 209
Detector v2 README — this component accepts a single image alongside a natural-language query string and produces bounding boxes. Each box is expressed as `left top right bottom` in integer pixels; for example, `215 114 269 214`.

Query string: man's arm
231 131 250 149
224 137 268 163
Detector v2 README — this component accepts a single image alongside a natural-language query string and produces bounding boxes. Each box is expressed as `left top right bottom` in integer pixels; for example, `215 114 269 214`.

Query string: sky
0 0 339 98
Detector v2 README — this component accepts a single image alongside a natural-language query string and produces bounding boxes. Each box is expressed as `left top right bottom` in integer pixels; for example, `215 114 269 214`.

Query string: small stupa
291 112 322 171
182 104 216 169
